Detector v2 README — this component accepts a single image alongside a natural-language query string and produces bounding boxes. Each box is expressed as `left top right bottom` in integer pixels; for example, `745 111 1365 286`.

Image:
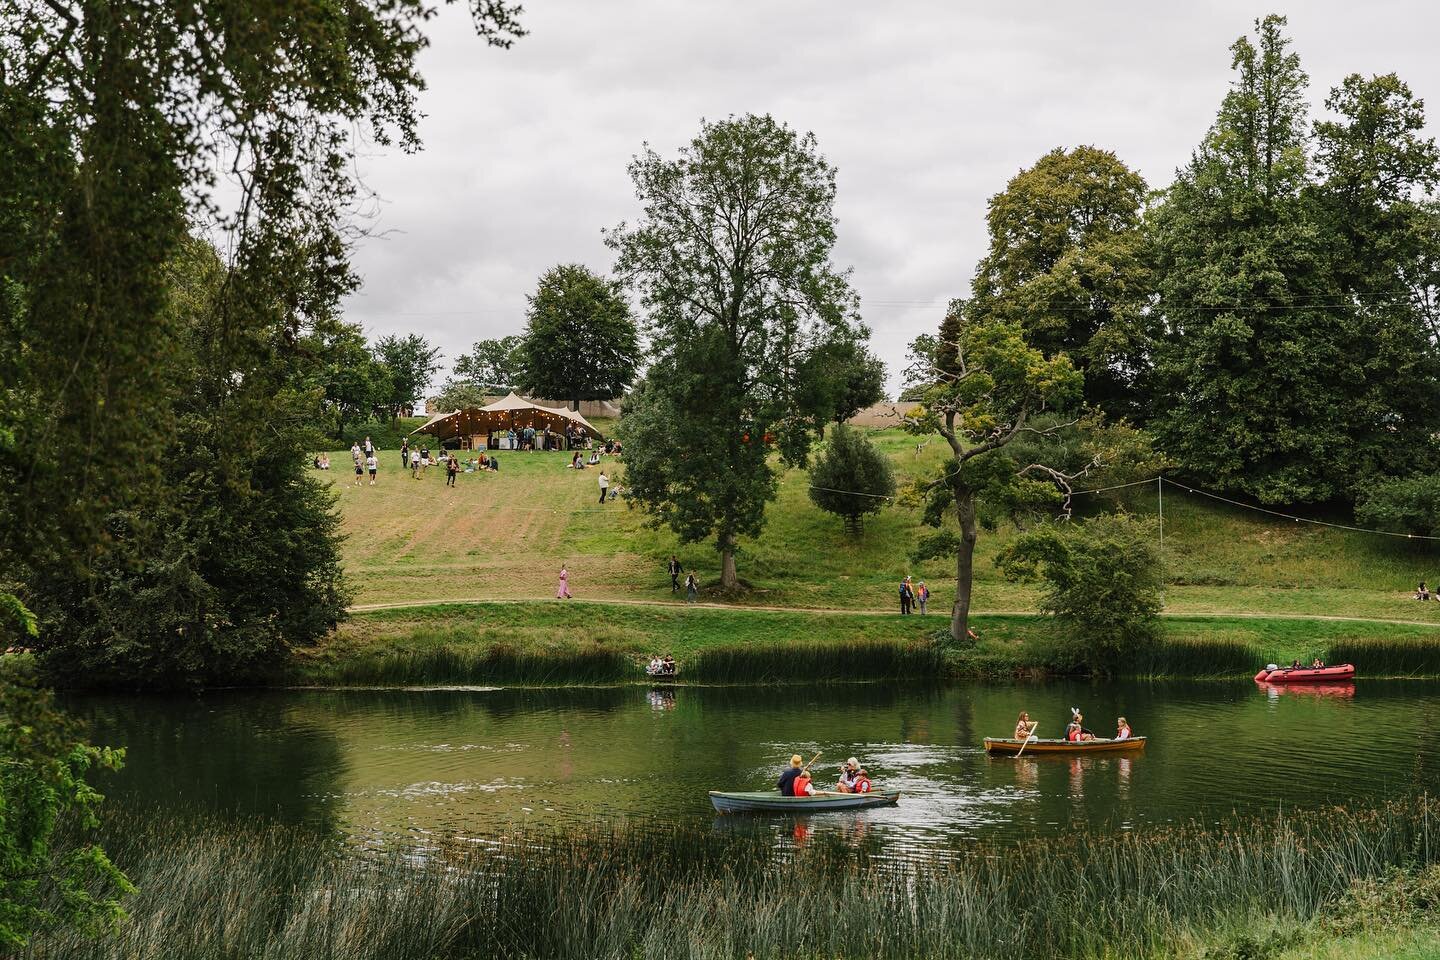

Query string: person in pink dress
556 565 573 599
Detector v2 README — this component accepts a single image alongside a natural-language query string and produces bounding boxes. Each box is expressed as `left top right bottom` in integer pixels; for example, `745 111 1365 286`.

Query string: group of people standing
899 576 929 615
348 437 378 486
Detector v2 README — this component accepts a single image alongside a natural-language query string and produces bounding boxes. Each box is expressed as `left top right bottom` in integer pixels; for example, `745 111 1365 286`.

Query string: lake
73 679 1440 856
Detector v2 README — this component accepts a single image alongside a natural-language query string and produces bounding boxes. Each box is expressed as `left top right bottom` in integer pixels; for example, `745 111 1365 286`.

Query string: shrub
807 425 896 536
1355 474 1440 537
997 514 1163 673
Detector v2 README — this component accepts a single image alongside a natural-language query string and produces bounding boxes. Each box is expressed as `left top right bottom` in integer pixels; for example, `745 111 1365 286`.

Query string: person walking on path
366 453 378 486
597 470 609 504
556 565 573 599
685 573 699 604
410 447 421 479
363 436 374 459
401 438 409 469
899 576 914 615
445 454 458 487
353 452 365 487
916 580 929 615
668 555 682 593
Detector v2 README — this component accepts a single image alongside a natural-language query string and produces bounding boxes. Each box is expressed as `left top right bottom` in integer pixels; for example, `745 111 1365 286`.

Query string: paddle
1015 723 1038 758
800 750 822 774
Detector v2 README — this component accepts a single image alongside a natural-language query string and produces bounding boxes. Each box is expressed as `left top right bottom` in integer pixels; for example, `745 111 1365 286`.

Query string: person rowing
777 752 820 796
1014 711 1037 742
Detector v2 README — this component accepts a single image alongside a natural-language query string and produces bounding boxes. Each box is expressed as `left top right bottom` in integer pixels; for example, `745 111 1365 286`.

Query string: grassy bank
287 601 1440 685
320 428 1440 625
21 798 1440 959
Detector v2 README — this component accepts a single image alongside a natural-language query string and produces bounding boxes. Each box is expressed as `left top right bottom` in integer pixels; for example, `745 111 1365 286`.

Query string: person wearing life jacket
1115 717 1132 740
852 769 872 794
792 768 816 797
1066 708 1096 743
777 754 804 796
835 757 861 793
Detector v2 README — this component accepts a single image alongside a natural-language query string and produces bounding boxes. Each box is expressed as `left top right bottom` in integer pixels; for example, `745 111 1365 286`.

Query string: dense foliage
807 425 896 536
373 333 443 420
998 515 1164 672
1 656 130 948
970 146 1153 418
1148 15 1440 504
449 335 524 394
611 114 865 589
515 264 639 407
1355 474 1440 538
0 0 523 688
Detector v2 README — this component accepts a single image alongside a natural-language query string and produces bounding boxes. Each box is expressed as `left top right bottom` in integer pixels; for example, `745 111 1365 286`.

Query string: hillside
323 428 1440 624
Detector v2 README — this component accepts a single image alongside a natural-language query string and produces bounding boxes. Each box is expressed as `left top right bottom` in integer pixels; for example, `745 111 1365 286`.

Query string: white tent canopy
412 393 600 442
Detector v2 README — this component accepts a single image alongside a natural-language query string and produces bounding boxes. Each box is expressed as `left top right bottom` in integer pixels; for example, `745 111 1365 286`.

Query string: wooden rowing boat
983 736 1146 756
708 789 900 813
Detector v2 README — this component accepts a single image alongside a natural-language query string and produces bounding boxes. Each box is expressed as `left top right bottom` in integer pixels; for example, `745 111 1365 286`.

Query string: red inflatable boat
1253 663 1355 683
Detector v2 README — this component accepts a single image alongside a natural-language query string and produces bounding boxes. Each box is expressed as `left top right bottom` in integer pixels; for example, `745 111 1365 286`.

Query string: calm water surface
72 680 1440 855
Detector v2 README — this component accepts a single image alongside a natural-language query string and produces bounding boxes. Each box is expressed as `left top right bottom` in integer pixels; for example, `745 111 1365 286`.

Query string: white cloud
341 1 1440 394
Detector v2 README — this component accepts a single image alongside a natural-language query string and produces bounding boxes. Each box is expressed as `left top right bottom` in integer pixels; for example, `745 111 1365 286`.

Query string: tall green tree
1149 15 1440 503
452 335 524 393
0 0 523 686
374 333 443 420
610 114 863 590
516 264 639 409
319 324 393 440
970 146 1153 418
797 339 888 430
907 305 1083 643
808 424 895 536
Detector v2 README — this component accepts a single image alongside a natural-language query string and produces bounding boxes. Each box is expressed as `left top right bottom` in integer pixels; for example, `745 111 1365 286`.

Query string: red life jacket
792 774 812 796
853 776 871 793
1067 726 1082 742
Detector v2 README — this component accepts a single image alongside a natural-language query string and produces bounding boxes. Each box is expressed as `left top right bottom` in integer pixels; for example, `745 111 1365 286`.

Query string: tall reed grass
689 638 944 682
1130 634 1277 678
1327 635 1440 677
24 797 1440 960
312 642 634 685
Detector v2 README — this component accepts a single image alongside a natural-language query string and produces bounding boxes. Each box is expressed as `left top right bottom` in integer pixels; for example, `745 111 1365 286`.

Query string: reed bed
688 638 944 682
24 796 1440 960
314 642 634 685
1327 635 1440 677
1128 634 1278 678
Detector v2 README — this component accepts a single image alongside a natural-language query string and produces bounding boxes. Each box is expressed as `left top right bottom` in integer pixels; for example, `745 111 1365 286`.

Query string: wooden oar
799 751 822 774
1015 724 1038 758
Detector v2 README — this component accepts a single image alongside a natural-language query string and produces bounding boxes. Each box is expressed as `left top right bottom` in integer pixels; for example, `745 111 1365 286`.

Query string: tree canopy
374 333 443 419
610 114 863 589
516 264 639 407
808 425 895 536
452 335 524 393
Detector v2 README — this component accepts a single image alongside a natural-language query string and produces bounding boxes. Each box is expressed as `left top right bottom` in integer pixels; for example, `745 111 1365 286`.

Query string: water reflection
72 679 1440 856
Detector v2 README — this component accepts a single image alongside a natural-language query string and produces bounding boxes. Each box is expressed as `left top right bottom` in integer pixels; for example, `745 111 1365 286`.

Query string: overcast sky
341 1 1440 399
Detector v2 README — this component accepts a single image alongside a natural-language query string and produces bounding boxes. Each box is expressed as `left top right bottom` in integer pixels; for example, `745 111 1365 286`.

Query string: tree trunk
719 533 739 591
951 495 978 644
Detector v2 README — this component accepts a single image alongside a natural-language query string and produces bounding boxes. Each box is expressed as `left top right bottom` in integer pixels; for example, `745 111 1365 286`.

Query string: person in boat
835 757 861 793
1066 709 1096 743
1310 658 1325 669
792 767 816 797
1115 717 1132 740
853 768 872 794
1015 711 1037 742
778 755 804 796
1290 659 1303 670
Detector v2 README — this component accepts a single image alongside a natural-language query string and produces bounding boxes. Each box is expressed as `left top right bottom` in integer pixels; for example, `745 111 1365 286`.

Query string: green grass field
323 427 1440 623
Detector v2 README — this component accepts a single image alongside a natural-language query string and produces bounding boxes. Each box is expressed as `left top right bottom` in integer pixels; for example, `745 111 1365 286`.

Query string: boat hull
984 736 1146 755
1253 664 1355 683
708 790 900 813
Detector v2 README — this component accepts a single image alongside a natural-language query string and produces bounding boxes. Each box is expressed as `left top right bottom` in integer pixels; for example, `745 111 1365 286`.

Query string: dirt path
347 596 1440 628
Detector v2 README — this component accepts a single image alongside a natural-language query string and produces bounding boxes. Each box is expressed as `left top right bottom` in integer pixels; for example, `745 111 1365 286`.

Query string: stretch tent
411 393 601 445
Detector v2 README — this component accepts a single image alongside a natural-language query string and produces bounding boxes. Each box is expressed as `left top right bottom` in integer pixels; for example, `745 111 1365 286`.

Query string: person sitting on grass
1418 581 1430 601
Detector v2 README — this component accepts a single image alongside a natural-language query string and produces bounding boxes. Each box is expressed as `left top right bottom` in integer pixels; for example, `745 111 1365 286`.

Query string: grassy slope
324 428 1440 622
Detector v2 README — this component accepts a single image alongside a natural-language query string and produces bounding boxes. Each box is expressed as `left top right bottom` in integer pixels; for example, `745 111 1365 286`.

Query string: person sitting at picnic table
1115 717 1132 740
1015 711 1037 742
